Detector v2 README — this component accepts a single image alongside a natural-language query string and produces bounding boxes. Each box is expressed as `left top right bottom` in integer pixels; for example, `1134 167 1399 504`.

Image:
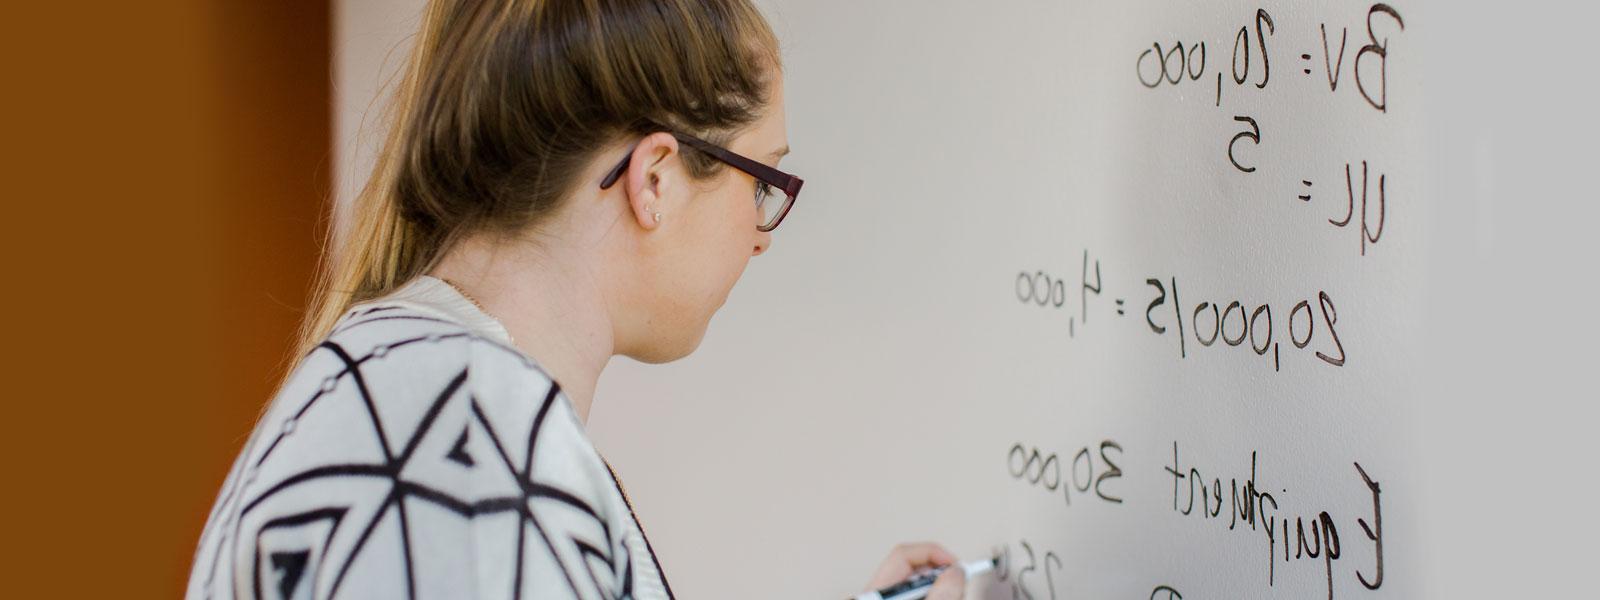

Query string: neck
430 232 616 423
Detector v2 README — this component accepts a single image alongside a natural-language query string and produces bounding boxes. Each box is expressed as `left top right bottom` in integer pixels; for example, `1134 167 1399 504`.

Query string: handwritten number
1015 541 1037 600
1145 278 1168 334
1096 441 1125 503
1138 45 1162 88
1228 116 1260 173
996 544 1012 581
1254 9 1275 89
1081 250 1102 324
1043 551 1062 600
1232 26 1250 85
1316 291 1346 367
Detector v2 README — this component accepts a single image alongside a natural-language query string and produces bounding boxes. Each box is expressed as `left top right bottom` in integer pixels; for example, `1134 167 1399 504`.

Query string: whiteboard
336 1 1600 598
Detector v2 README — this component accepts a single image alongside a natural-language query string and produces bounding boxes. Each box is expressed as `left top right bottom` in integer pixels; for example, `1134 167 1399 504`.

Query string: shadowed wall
8 1 330 596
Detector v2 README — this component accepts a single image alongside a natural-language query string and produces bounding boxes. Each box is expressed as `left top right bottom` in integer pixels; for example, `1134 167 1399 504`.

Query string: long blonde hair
298 0 779 358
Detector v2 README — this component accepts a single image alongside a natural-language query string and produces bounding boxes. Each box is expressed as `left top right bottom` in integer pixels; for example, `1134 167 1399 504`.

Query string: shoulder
187 304 648 599
304 302 593 491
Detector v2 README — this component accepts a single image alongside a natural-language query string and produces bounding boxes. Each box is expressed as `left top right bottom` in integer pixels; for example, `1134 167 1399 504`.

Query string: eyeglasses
599 129 803 232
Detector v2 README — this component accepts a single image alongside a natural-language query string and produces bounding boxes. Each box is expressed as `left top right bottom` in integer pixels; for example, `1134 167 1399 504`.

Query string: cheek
700 181 756 255
704 187 756 290
708 186 755 273
670 183 754 308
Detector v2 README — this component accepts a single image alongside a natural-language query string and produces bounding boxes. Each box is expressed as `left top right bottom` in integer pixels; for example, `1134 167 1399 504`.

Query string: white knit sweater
187 276 672 600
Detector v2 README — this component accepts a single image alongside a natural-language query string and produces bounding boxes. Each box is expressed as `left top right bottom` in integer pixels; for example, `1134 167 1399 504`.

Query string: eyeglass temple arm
598 133 802 198
599 149 634 190
673 133 803 197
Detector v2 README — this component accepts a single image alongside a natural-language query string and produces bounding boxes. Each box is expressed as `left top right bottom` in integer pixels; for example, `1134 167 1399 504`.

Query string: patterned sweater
187 276 673 600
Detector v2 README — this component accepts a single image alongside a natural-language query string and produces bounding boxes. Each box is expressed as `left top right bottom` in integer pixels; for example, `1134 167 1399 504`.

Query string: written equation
1013 250 1348 372
1002 440 1386 600
1135 4 1405 258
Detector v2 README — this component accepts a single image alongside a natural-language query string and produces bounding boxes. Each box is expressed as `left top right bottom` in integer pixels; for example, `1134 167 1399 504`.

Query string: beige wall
332 0 428 229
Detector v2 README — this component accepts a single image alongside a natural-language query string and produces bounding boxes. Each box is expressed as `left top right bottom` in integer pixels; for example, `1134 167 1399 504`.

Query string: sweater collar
380 275 516 346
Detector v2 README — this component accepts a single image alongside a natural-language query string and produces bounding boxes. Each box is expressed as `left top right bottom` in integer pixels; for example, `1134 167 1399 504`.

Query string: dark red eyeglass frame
598 129 803 232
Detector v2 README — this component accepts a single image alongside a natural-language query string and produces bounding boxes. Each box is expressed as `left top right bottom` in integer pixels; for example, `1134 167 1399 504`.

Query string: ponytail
293 0 778 359
294 1 450 356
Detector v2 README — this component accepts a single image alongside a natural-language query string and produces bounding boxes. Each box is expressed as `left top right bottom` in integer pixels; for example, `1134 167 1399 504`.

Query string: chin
628 325 708 364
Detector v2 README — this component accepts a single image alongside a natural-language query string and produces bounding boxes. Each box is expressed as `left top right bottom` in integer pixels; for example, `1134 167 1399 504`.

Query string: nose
752 229 772 257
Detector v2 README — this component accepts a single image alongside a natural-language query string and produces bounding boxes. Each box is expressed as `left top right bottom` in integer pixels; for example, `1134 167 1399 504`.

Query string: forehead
731 75 787 155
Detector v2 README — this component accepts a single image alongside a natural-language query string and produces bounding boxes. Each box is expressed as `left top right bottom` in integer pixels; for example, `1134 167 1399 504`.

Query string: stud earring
653 211 662 224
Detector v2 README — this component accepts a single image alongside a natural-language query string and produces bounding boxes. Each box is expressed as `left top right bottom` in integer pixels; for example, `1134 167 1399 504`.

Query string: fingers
892 542 959 569
925 565 967 600
865 557 913 589
865 542 959 589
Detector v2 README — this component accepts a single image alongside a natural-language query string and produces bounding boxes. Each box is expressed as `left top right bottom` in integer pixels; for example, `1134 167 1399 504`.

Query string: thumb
925 566 967 600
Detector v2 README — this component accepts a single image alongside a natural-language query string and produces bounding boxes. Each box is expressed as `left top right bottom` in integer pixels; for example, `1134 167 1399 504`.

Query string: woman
186 0 968 598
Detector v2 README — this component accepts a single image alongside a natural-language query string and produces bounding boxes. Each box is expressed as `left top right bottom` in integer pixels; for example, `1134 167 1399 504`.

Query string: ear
623 131 681 231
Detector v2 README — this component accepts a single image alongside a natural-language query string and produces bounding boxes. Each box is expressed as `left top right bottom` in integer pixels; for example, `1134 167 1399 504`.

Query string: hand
863 542 966 600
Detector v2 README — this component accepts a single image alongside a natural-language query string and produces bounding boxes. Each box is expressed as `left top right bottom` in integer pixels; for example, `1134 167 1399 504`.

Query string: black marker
849 557 997 600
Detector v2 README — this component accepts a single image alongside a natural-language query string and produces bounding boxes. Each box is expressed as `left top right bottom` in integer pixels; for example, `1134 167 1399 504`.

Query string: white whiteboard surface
335 2 1600 598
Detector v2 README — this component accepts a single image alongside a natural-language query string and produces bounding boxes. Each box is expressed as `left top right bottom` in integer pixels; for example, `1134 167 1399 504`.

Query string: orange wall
10 1 329 596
